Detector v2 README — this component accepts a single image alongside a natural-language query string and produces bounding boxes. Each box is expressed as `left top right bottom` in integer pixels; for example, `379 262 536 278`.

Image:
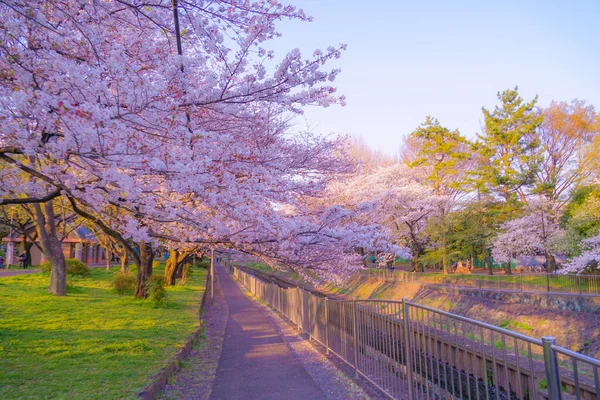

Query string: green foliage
195 257 210 269
442 201 506 263
112 271 136 295
39 262 51 273
147 275 167 305
39 258 90 277
561 185 600 226
554 185 600 256
410 116 472 193
0 266 206 399
245 262 272 272
477 87 543 203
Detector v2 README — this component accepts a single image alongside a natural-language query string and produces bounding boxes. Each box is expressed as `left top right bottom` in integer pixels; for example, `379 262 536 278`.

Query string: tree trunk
179 261 190 286
504 261 512 275
487 256 494 275
442 237 448 274
33 202 67 296
164 250 178 286
411 259 418 272
357 247 368 268
134 240 153 298
164 250 190 286
105 248 111 271
24 239 34 269
441 208 449 275
546 253 556 273
119 247 128 273
411 259 424 273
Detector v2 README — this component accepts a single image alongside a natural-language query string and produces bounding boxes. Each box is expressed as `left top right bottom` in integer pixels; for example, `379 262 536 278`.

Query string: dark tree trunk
24 239 34 269
504 261 512 275
487 256 494 275
33 202 67 296
134 241 153 298
411 259 424 273
546 253 556 273
357 247 368 268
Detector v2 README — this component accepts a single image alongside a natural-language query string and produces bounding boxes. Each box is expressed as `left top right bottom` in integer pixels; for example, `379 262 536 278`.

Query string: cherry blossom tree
490 199 560 270
0 0 374 296
328 164 439 271
562 234 600 273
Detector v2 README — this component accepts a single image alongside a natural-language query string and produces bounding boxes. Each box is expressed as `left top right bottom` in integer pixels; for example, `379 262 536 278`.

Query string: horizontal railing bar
357 298 544 346
551 344 600 368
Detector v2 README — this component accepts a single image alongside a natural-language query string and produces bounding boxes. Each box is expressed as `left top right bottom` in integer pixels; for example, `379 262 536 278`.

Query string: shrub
66 259 90 276
40 262 51 273
39 258 90 277
147 275 167 305
195 258 210 269
113 271 136 295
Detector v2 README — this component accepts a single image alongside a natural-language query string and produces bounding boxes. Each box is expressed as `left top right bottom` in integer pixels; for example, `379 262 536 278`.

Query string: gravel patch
160 275 229 400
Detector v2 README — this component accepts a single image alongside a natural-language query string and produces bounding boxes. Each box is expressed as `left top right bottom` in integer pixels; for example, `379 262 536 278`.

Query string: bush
113 271 136 295
195 258 210 269
147 275 167 305
40 258 90 277
40 262 51 273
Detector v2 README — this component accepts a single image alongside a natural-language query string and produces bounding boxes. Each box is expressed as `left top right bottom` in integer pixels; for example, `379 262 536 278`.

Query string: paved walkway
210 264 327 400
0 268 40 277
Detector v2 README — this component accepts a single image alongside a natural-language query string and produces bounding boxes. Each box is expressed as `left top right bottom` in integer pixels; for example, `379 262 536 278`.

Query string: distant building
1 227 107 266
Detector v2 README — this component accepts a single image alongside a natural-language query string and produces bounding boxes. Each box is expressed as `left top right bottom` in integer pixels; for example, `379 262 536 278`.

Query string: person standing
18 253 26 269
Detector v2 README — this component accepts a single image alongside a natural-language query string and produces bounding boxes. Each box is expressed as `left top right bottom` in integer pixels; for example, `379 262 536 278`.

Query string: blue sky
268 0 600 155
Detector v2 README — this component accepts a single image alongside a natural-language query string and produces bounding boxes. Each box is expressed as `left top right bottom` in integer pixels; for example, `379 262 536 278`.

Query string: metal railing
360 269 600 296
228 265 600 399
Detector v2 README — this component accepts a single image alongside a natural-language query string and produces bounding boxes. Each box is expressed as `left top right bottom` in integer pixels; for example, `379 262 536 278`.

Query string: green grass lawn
0 265 206 399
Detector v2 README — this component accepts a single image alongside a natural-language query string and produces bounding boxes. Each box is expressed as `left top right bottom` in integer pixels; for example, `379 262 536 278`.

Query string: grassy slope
0 266 206 399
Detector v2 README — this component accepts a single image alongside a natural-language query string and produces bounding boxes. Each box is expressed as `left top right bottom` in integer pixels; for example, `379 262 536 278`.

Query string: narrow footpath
163 264 371 400
209 264 328 400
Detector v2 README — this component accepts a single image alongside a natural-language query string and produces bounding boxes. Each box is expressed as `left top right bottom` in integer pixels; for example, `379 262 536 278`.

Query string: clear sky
268 0 600 155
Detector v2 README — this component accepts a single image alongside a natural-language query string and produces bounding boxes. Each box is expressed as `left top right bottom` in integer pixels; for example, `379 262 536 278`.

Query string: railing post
520 273 523 292
297 287 302 330
324 297 329 355
210 247 215 301
402 298 415 400
307 292 311 340
542 337 562 400
577 275 582 295
352 297 359 378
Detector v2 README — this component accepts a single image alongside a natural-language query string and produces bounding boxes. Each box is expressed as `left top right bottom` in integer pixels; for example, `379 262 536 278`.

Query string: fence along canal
361 269 600 296
227 265 600 400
